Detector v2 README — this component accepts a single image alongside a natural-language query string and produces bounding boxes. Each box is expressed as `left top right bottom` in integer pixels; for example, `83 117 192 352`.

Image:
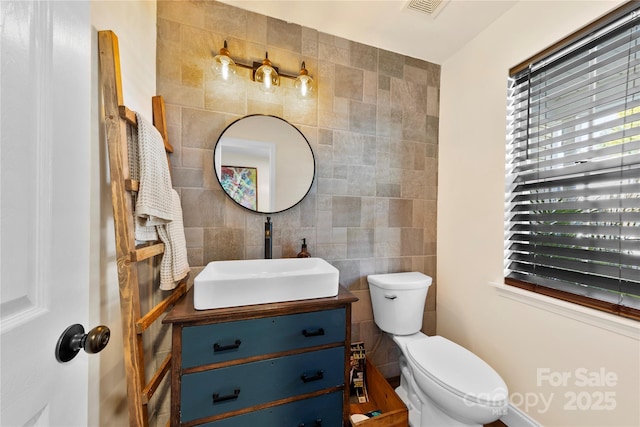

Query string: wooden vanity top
164 285 358 326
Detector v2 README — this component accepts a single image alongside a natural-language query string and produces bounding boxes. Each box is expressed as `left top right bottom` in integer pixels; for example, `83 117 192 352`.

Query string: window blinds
505 9 640 318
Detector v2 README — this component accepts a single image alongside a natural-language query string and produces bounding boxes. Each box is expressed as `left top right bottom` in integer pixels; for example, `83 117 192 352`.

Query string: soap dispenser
297 238 311 258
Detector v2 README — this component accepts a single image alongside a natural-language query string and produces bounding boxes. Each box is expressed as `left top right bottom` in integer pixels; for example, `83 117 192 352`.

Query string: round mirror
213 115 315 214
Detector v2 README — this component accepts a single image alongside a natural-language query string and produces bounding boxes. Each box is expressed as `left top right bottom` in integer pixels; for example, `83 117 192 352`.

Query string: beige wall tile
267 17 302 53
347 228 374 259
388 198 413 228
378 49 404 78
334 65 364 101
332 195 362 227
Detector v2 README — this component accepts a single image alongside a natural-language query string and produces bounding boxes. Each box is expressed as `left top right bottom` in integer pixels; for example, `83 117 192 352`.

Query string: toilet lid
407 336 508 407
367 272 432 290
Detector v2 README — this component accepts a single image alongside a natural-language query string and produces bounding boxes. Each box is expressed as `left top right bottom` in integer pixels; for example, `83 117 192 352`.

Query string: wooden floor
387 376 508 427
485 420 507 427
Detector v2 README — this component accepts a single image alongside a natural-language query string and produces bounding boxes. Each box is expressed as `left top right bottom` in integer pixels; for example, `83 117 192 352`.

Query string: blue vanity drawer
180 346 344 423
198 391 343 427
181 308 345 368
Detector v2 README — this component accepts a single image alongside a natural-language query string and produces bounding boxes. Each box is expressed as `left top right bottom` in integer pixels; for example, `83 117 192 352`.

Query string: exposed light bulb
219 56 233 80
295 61 314 99
212 40 236 83
254 52 279 93
262 68 273 91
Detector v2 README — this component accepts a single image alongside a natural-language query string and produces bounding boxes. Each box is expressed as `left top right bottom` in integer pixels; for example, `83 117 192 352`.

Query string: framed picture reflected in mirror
220 165 258 210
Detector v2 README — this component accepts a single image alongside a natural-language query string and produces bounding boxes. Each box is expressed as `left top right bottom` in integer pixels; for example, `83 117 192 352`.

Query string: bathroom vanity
164 286 357 426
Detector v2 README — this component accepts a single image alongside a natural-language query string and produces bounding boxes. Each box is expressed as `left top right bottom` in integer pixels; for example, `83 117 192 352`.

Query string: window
505 3 640 321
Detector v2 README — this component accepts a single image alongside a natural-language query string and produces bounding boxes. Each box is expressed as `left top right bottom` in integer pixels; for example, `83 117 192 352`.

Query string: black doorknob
55 324 110 363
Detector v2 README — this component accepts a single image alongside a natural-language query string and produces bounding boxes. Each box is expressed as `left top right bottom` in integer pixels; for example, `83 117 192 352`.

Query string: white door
1 1 92 426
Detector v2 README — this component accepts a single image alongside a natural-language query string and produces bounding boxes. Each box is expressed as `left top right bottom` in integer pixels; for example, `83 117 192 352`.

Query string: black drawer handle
302 328 325 337
212 388 240 404
213 339 241 352
300 370 324 383
299 420 322 427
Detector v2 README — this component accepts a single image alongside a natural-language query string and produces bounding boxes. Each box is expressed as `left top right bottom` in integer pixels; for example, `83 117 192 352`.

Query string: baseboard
501 403 540 427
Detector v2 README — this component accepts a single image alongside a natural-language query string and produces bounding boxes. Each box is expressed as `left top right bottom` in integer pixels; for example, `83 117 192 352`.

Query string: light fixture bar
233 61 306 81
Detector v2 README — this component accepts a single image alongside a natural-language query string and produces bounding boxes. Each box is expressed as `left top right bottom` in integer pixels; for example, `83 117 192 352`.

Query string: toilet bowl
368 272 508 427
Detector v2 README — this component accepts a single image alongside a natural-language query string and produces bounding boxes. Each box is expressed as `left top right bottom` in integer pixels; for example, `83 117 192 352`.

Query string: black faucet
265 217 272 259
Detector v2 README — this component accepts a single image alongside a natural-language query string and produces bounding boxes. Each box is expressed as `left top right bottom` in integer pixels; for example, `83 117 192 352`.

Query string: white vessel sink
193 257 340 310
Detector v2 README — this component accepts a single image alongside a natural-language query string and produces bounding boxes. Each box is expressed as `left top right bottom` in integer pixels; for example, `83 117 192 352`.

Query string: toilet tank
368 272 432 336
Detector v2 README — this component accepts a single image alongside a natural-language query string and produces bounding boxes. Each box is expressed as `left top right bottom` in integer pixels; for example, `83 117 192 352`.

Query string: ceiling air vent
406 0 450 17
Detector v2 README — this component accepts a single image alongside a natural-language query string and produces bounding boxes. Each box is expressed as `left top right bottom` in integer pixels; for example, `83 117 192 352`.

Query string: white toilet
368 272 508 427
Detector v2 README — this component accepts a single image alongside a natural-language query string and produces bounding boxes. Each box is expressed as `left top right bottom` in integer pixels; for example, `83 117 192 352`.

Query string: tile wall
157 0 439 378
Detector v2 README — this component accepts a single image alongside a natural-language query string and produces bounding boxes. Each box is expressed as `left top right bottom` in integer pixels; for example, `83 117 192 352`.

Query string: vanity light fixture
212 40 237 82
212 41 315 98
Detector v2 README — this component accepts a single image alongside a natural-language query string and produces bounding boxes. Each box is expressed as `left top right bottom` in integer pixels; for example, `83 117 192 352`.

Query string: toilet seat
406 336 508 407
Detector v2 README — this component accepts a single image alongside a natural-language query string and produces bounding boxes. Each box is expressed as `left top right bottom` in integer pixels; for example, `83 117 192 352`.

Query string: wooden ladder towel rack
98 30 188 427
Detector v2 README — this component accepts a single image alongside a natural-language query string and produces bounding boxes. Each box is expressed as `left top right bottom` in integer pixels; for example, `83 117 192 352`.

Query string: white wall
89 1 156 425
438 1 640 426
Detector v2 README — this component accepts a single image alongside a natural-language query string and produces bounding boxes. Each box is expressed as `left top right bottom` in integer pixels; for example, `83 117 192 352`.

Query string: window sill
490 282 640 340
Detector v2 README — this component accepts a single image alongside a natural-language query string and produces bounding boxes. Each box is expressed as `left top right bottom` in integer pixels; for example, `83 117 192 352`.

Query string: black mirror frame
213 114 316 214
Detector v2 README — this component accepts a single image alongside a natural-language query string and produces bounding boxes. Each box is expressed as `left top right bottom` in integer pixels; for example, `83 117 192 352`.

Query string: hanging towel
126 111 190 289
127 112 174 240
157 189 190 290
